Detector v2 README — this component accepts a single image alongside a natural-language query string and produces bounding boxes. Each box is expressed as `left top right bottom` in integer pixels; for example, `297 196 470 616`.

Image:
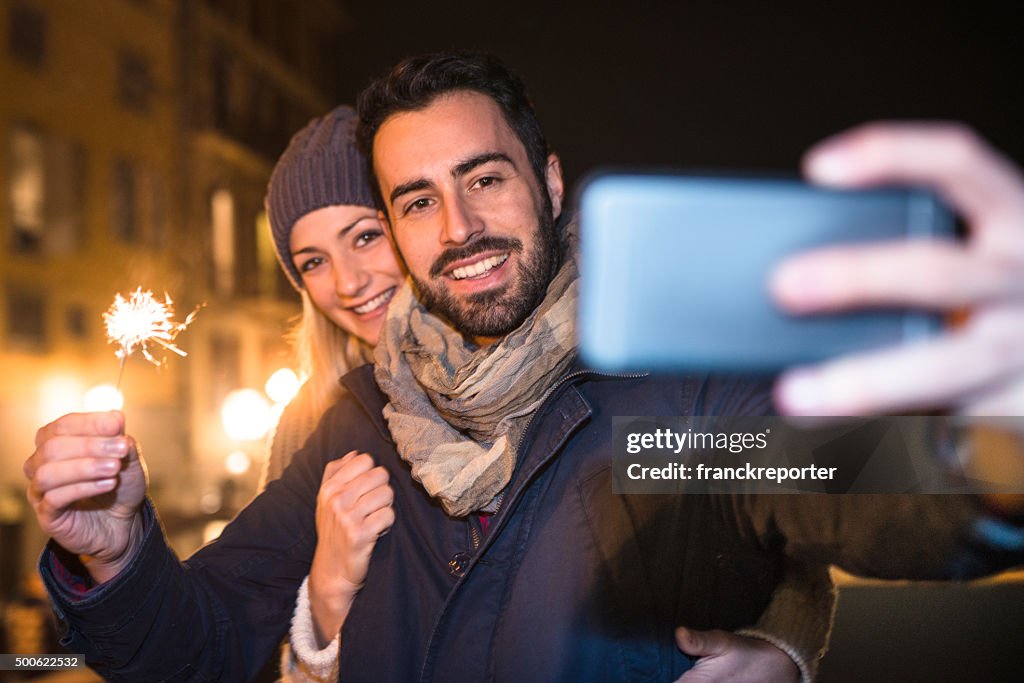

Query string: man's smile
448 252 510 280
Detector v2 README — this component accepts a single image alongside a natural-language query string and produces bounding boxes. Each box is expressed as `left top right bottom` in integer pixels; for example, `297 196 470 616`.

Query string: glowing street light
203 519 228 543
265 368 300 404
38 376 85 424
221 388 271 441
84 384 124 411
225 450 252 475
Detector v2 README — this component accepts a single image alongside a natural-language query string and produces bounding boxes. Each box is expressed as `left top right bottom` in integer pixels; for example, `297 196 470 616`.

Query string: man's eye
476 176 499 189
405 197 432 214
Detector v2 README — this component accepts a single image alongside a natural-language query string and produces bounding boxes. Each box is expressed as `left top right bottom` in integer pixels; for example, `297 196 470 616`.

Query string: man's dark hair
356 51 551 212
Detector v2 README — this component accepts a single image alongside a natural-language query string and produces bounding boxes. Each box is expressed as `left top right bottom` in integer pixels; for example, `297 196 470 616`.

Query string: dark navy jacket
41 365 1020 682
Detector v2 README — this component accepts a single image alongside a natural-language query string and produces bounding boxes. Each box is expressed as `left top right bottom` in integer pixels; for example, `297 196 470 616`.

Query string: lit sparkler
103 288 198 389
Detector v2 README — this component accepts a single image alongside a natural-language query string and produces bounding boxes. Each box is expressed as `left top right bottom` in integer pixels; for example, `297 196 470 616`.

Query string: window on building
255 211 278 298
140 165 167 248
46 136 87 255
149 169 168 248
234 205 258 297
279 8 301 69
209 331 241 408
7 124 88 255
211 188 235 297
65 305 87 340
7 124 45 253
252 79 274 152
5 287 47 351
8 4 47 68
112 158 138 242
117 49 154 112
203 0 236 19
268 90 289 155
209 43 256 147
250 0 275 45
211 44 232 132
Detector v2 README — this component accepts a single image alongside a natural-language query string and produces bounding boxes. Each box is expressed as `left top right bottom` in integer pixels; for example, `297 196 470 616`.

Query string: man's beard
412 210 560 339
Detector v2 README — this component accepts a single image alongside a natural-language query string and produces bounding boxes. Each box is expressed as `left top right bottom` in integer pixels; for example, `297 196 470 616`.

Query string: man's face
372 91 564 343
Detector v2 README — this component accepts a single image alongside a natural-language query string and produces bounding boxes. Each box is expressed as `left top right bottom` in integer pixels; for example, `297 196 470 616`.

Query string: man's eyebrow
389 178 431 206
388 153 516 206
453 152 515 179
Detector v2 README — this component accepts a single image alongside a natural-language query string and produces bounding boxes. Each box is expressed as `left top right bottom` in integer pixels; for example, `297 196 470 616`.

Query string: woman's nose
335 265 370 298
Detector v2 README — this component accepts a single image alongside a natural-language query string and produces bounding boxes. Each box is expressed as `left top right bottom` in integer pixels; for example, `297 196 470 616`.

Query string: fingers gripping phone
577 173 955 372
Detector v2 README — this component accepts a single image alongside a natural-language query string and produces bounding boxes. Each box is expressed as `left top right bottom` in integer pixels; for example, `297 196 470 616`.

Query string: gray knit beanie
266 104 377 290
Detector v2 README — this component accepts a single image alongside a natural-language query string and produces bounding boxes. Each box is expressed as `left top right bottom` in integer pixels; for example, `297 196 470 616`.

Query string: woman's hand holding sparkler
25 411 148 583
21 287 196 584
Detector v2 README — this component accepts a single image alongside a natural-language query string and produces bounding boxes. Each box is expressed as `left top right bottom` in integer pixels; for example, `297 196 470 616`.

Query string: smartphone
577 173 955 372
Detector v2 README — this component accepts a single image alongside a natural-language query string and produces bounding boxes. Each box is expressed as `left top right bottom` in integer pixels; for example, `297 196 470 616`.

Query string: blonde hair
291 291 375 420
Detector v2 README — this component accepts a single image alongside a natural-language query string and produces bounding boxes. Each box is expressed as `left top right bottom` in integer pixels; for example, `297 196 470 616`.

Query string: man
25 52 1024 681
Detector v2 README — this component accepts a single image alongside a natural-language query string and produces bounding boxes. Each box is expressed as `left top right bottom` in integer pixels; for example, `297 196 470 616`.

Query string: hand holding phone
771 123 1024 418
578 173 955 372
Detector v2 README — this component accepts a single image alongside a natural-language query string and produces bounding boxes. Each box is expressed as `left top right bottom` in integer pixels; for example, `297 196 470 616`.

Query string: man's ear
545 154 565 218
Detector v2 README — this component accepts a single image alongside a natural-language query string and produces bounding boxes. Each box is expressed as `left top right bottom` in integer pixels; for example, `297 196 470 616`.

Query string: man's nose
441 196 484 245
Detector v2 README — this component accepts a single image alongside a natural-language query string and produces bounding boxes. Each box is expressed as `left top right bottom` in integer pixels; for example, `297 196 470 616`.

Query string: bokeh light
83 384 125 411
265 368 300 404
38 376 85 424
221 388 272 441
225 449 252 475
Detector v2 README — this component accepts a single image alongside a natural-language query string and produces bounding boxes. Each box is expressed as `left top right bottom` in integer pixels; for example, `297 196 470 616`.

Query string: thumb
675 626 729 658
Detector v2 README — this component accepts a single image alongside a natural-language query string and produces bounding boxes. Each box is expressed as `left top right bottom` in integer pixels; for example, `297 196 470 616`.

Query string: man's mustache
429 236 523 278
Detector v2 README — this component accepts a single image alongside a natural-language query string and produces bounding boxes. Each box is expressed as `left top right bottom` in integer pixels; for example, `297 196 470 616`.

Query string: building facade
0 0 348 604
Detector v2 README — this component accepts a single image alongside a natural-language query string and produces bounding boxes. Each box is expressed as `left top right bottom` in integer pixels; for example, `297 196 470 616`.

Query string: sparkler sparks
103 288 198 370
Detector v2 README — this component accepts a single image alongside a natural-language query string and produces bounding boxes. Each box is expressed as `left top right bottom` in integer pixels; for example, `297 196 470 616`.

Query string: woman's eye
355 230 382 247
298 257 323 273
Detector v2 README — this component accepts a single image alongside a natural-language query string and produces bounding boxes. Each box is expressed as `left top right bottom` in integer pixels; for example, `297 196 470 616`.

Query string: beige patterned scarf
374 226 577 517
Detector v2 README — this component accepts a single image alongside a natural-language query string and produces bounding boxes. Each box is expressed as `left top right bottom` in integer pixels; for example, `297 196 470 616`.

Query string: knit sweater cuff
735 563 836 683
735 627 814 683
281 575 340 683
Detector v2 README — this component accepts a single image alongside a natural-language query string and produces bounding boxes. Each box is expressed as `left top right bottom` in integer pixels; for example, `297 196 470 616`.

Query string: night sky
329 1 1023 190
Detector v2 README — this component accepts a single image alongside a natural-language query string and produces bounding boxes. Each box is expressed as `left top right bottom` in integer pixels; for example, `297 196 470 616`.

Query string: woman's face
290 205 404 347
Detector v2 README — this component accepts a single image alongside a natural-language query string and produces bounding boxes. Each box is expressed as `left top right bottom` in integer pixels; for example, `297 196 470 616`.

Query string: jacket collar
339 363 392 443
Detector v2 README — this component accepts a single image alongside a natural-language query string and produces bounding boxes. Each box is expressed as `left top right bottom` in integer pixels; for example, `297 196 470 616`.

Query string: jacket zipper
466 370 646 554
469 520 481 550
425 368 649 682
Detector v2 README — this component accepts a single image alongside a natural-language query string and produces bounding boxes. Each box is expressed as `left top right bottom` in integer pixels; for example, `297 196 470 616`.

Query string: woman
263 105 832 682
262 105 401 679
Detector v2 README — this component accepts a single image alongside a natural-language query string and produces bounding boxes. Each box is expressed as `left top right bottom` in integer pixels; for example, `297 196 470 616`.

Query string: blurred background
0 1 1021 681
